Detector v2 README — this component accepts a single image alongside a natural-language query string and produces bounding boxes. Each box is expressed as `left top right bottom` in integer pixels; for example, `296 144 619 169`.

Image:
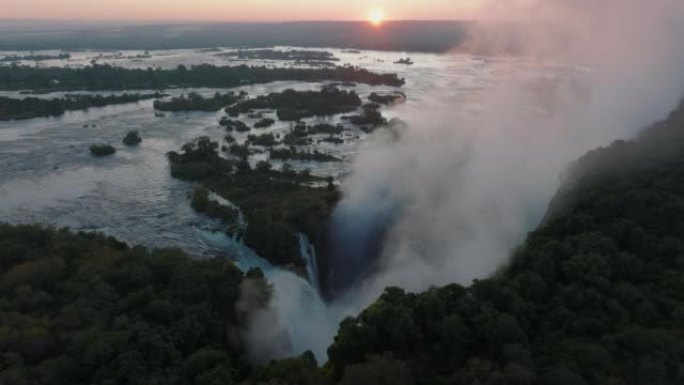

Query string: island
0 92 164 121
218 49 339 62
0 63 405 92
228 88 362 121
122 130 142 146
89 144 116 156
394 57 414 65
0 52 70 62
153 91 244 112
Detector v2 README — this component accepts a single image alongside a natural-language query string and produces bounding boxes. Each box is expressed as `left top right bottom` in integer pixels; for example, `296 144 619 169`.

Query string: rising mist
247 0 684 363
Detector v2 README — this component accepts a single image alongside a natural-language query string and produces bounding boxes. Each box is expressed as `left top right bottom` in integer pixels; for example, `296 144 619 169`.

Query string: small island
254 118 275 128
122 130 142 146
89 144 116 156
0 52 70 62
0 92 164 121
394 57 414 65
220 117 251 132
153 91 244 112
270 148 341 162
342 104 387 129
218 49 339 62
368 91 406 105
229 88 362 121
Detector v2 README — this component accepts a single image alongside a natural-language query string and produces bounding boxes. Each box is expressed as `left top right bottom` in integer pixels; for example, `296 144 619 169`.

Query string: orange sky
2 0 486 21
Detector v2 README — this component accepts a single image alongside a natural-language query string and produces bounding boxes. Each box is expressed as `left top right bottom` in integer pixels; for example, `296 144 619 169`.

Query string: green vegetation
0 93 163 121
368 91 406 105
0 64 405 92
89 144 116 157
191 187 240 229
227 88 362 121
271 148 342 162
0 53 70 62
220 118 251 132
343 104 387 129
168 137 337 268
0 224 271 384
122 131 142 146
247 133 278 147
282 123 344 146
153 91 243 112
254 118 275 128
394 58 414 65
321 136 344 145
219 49 339 62
4 102 684 384
323 103 684 385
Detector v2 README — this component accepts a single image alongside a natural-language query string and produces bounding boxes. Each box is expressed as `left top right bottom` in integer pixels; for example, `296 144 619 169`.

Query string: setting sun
368 7 385 26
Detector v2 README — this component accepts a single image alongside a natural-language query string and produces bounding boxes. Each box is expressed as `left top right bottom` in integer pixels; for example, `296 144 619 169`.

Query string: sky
2 0 486 21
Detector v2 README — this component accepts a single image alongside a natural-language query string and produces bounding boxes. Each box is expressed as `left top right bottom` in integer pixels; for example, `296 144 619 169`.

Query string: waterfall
298 233 321 292
195 226 344 362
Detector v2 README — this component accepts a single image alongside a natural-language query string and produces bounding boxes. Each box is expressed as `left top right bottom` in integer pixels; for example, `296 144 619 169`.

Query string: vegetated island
89 144 116 156
226 88 362 121
167 136 337 271
394 57 414 65
0 52 70 62
342 103 387 130
0 63 405 92
0 92 164 121
153 91 245 112
122 131 142 146
218 49 339 62
368 91 406 105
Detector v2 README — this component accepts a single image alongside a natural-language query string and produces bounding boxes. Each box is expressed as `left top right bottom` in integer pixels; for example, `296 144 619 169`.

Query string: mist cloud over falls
240 0 684 364
328 0 684 301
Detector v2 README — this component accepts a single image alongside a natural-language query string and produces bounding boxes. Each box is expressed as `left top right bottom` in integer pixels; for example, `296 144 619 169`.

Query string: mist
240 0 684 363
329 0 684 295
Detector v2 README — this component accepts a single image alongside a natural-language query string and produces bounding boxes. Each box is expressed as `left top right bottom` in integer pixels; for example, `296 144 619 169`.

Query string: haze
3 0 485 21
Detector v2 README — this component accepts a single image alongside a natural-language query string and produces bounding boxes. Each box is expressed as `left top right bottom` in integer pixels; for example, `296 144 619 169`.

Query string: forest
0 224 272 385
0 63 405 92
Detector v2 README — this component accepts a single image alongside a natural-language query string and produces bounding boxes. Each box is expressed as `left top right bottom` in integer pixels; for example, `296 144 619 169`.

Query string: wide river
0 47 580 361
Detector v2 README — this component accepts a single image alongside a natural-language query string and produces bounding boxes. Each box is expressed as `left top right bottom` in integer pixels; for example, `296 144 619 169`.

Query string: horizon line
0 18 479 24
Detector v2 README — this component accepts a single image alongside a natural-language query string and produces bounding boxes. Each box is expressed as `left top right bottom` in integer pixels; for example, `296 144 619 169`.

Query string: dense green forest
0 63 404 92
0 224 272 385
0 93 163 120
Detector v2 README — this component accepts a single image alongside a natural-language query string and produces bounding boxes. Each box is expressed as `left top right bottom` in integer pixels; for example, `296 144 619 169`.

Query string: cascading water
297 233 321 292
196 227 344 362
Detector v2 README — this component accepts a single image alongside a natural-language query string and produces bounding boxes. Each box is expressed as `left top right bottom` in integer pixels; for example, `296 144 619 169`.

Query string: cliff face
323 102 684 385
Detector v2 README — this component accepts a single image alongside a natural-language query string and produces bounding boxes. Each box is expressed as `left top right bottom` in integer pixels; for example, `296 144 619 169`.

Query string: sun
368 7 385 26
